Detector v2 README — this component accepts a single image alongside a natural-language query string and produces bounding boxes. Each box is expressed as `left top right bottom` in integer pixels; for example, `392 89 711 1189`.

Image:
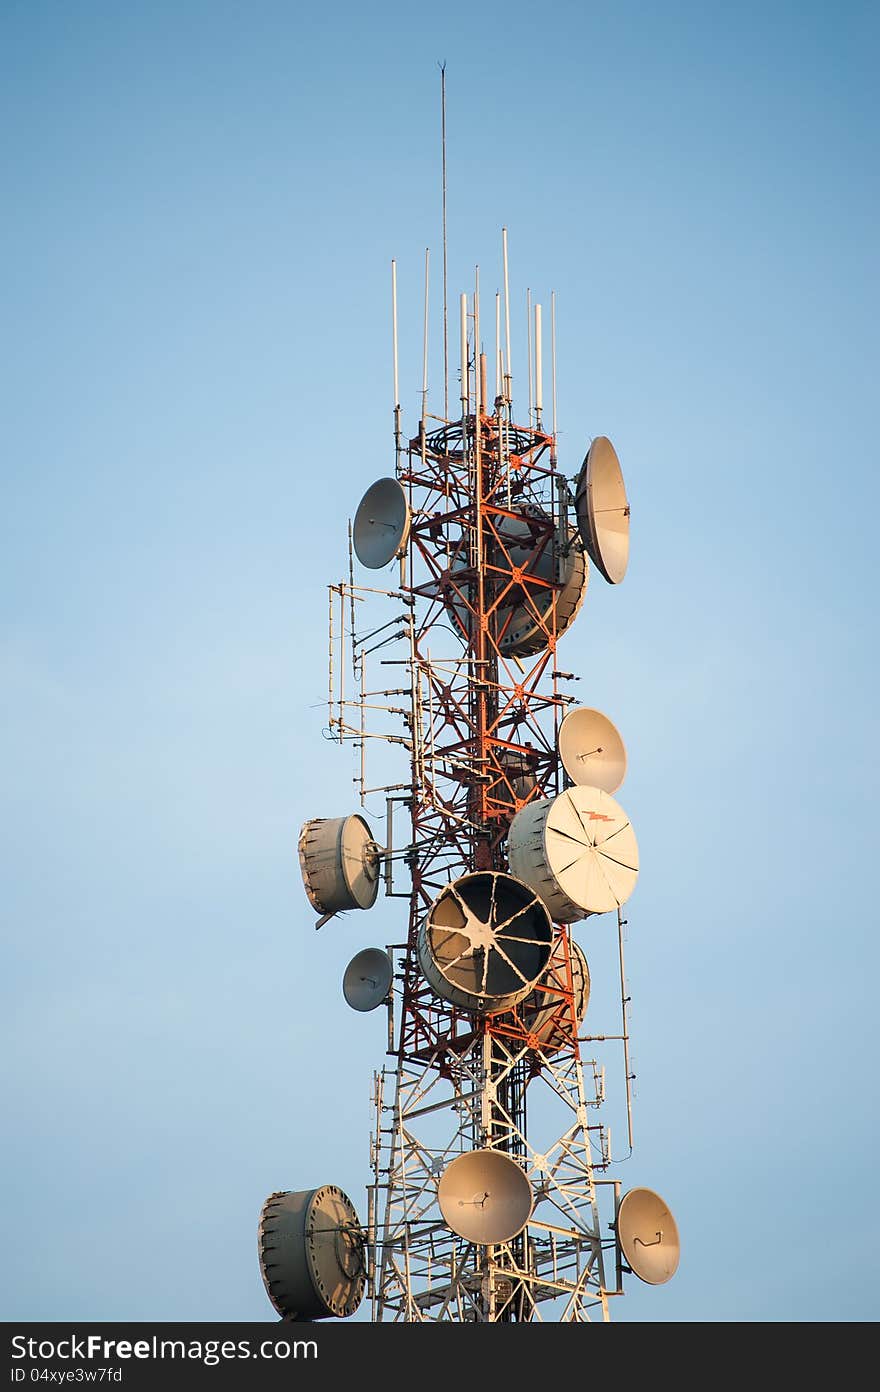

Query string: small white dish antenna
342 948 393 1012
616 1187 680 1285
353 477 411 569
575 436 630 584
418 870 553 1013
298 814 381 916
507 786 639 922
558 706 627 794
437 1150 533 1245
258 1186 366 1320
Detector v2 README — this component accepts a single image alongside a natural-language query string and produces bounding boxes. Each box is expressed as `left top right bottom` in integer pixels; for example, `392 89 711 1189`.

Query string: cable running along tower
257 79 680 1324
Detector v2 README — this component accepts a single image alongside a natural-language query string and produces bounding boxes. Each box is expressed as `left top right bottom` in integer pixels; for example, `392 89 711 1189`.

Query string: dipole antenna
440 62 449 420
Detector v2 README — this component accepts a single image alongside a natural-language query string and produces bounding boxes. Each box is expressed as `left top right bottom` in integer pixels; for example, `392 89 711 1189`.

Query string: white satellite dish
507 786 639 923
352 477 411 569
258 1186 366 1320
437 1150 533 1245
342 948 393 1012
298 815 381 915
575 436 630 584
418 871 553 1013
616 1187 680 1285
520 935 590 1052
558 706 627 794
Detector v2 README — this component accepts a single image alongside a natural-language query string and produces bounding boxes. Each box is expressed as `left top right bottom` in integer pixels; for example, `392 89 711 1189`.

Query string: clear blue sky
2 0 877 1323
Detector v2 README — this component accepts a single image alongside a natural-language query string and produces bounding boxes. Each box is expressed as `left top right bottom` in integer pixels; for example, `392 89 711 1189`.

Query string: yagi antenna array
353 477 411 569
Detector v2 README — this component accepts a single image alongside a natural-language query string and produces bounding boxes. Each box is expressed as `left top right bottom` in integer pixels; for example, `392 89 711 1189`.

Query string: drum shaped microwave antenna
575 436 630 584
616 1187 680 1285
418 871 553 1013
558 706 627 794
437 1150 534 1245
298 814 381 916
520 935 590 1053
507 786 639 922
343 947 393 1012
258 1186 366 1320
353 477 411 569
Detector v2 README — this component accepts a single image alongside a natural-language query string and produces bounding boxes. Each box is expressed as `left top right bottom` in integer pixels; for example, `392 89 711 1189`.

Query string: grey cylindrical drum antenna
258 1186 366 1320
418 871 553 1013
443 506 587 658
575 436 630 584
437 1150 533 1244
496 508 587 658
298 815 381 915
520 935 590 1052
507 786 639 922
352 477 411 569
558 706 627 794
342 948 393 1012
616 1187 680 1285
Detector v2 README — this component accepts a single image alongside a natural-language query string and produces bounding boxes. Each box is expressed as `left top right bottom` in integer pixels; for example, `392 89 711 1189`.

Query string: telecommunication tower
257 81 680 1325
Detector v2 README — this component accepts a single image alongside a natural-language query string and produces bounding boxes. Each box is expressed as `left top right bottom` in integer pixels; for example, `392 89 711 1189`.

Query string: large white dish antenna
298 815 381 916
507 786 639 922
342 948 393 1012
558 706 627 794
418 871 553 1014
520 935 590 1053
352 477 411 569
437 1150 533 1245
258 1186 366 1320
575 436 630 584
616 1187 680 1285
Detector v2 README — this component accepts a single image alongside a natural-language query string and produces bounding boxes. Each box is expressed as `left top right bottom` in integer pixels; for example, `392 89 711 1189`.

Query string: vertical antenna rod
459 292 468 411
440 62 449 420
502 227 512 403
526 288 533 422
551 290 558 455
392 259 401 468
422 247 430 422
535 301 543 425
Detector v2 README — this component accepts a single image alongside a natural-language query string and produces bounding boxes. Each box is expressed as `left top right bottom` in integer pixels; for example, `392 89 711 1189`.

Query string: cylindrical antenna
535 302 543 421
495 291 501 401
391 259 399 409
392 258 401 471
474 267 481 418
502 227 512 403
551 289 558 453
422 247 430 423
440 63 449 420
459 292 468 410
526 287 532 422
